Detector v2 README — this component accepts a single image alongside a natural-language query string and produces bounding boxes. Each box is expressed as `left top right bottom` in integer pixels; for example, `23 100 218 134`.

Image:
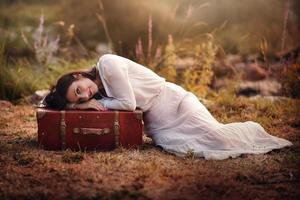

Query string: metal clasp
73 127 111 136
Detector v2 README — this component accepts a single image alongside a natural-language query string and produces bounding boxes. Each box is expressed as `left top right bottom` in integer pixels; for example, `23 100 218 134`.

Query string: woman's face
66 76 99 103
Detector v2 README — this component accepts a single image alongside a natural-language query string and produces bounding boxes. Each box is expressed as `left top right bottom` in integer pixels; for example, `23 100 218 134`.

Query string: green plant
182 34 218 98
0 43 40 101
156 34 177 83
21 13 60 66
280 56 300 98
0 63 42 101
0 40 96 101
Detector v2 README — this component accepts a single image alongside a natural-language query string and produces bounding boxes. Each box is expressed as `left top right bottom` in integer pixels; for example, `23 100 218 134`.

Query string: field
1 0 300 199
0 97 299 200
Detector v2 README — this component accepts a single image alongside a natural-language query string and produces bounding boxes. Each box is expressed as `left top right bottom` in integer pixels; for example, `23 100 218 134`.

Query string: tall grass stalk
21 12 60 66
0 43 6 99
135 37 145 64
96 0 114 53
135 14 157 66
281 0 290 53
259 37 270 74
147 14 153 63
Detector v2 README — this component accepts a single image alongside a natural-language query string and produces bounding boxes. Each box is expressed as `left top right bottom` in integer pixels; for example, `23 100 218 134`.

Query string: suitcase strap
60 110 66 150
114 111 120 148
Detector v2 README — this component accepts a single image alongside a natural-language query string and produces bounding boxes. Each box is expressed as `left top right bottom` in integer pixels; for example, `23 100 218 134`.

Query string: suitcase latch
73 128 111 136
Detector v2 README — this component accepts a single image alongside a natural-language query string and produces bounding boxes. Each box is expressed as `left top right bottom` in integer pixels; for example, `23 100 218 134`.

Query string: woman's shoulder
97 54 128 77
97 54 117 70
98 54 128 69
98 54 123 64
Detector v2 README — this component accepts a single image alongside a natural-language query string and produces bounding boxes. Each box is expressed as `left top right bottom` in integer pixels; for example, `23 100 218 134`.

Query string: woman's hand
75 99 107 111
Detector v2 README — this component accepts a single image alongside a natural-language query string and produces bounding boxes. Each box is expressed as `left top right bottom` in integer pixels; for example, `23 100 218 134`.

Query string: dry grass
0 97 299 200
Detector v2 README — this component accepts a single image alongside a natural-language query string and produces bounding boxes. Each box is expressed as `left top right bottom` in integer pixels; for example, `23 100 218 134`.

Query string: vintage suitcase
36 108 144 151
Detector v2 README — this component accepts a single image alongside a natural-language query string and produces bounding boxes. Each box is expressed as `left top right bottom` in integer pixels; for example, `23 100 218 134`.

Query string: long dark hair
44 67 99 110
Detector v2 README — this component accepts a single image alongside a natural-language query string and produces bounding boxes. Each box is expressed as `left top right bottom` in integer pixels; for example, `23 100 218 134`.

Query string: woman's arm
66 99 107 111
97 55 136 111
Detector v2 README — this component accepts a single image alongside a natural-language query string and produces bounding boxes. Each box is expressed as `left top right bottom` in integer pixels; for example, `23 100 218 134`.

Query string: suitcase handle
73 127 111 136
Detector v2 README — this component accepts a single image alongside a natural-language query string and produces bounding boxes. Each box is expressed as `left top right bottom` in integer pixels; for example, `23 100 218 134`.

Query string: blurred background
0 0 299 103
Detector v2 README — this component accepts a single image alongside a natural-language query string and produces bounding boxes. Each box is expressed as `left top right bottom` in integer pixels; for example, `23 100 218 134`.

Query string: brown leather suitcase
36 108 144 151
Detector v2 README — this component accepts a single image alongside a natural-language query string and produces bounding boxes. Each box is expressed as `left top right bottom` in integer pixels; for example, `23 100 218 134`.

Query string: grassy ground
0 96 299 200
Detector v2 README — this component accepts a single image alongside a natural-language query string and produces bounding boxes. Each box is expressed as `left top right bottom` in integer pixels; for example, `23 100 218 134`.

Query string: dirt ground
0 99 299 200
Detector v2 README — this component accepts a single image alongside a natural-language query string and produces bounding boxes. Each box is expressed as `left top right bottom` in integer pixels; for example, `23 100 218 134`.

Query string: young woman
45 54 292 160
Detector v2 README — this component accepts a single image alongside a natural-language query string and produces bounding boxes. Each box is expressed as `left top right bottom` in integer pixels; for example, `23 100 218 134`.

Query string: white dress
96 54 292 160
